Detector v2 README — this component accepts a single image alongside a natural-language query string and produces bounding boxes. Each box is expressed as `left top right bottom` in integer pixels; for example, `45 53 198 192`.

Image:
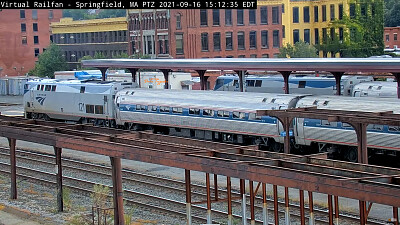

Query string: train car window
80 86 85 93
51 85 56 91
172 107 183 114
189 108 200 115
271 98 276 103
36 85 40 90
249 113 261 120
203 109 214 117
368 86 373 90
217 111 223 117
255 80 262 87
40 85 44 91
246 80 255 87
298 81 306 88
95 105 104 114
136 105 146 111
342 122 352 128
233 111 246 119
149 105 157 112
321 120 337 127
45 85 51 91
86 105 94 114
389 126 400 132
367 124 383 131
160 106 170 113
223 111 230 117
233 80 239 87
377 86 382 90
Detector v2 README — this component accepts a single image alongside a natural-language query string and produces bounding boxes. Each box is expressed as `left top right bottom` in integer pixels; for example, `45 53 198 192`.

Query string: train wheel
345 147 358 162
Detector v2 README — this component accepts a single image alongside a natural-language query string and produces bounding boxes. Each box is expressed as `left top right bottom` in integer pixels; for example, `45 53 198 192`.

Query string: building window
261 30 268 48
272 6 279 24
339 27 344 41
314 6 319 22
48 10 53 19
323 28 327 42
176 14 181 29
22 36 27 45
237 31 245 49
213 9 220 26
262 54 269 58
238 55 245 58
200 9 208 26
385 34 389 42
237 9 244 25
304 29 310 44
20 10 25 19
330 28 335 40
32 9 38 20
21 23 26 32
330 4 335 21
249 9 256 25
34 48 39 57
361 4 367 16
273 30 279 48
34 36 39 44
293 7 299 23
250 54 257 58
339 4 343 20
282 25 285 38
350 4 356 18
395 33 398 41
322 5 327 21
304 6 310 23
314 28 319 45
225 9 232 25
249 31 256 49
213 32 221 51
260 7 268 24
293 29 300 43
33 23 38 32
226 32 233 50
175 34 183 54
201 33 209 51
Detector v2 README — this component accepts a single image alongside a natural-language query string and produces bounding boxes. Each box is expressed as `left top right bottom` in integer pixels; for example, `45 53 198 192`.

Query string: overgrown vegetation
29 44 67 78
385 0 400 27
63 9 126 20
319 0 384 57
278 41 318 58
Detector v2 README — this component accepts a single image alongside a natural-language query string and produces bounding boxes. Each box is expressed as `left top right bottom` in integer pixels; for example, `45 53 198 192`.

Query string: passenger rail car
214 75 373 96
22 80 400 165
351 81 398 98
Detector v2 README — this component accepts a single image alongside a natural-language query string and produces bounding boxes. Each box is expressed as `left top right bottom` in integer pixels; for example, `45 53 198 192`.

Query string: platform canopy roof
82 58 400 73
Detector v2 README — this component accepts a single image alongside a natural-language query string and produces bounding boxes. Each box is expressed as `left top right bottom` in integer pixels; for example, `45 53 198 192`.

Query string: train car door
294 118 306 145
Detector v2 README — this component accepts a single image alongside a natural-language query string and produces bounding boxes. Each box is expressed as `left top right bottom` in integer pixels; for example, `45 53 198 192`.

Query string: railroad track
0 146 390 225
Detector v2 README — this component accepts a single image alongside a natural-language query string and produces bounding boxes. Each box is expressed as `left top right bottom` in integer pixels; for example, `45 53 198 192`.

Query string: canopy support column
98 67 108 81
128 68 138 83
160 69 172 89
279 71 292 94
331 72 344 95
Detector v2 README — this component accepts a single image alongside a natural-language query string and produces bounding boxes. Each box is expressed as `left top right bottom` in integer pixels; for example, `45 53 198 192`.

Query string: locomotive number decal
78 103 85 112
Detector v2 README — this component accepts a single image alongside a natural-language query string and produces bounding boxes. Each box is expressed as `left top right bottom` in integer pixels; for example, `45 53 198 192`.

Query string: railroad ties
0 115 400 225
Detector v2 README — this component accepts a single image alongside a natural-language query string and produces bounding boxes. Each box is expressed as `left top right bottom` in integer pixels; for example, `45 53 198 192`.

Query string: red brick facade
384 27 400 49
0 9 62 77
169 8 283 59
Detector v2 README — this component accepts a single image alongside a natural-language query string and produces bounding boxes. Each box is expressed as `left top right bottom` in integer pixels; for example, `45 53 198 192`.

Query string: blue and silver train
22 79 400 164
213 74 374 96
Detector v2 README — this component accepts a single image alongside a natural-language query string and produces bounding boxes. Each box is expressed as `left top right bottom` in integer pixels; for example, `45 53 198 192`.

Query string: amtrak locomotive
23 79 400 165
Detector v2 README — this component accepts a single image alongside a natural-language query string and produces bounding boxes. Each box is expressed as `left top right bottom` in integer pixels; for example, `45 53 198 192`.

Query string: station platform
0 205 43 225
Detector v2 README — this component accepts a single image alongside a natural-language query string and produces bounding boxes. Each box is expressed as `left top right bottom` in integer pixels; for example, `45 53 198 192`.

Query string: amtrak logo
36 97 46 105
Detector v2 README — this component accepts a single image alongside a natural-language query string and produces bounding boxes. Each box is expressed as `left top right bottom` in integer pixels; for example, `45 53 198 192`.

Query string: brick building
0 9 62 77
51 17 129 70
384 27 400 49
169 8 283 58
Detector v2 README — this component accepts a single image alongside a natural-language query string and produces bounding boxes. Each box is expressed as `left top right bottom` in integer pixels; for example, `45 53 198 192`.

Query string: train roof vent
323 101 329 106
313 100 319 105
262 98 268 102
368 86 373 90
271 98 276 103
377 86 382 90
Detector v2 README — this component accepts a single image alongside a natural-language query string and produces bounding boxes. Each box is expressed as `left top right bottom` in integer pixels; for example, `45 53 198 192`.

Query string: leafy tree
385 2 400 27
319 0 384 57
278 41 318 58
29 44 67 78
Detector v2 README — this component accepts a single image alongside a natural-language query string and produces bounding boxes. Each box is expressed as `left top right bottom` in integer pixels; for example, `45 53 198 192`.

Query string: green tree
62 9 126 20
29 44 67 78
319 0 384 57
278 41 318 58
385 2 400 27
